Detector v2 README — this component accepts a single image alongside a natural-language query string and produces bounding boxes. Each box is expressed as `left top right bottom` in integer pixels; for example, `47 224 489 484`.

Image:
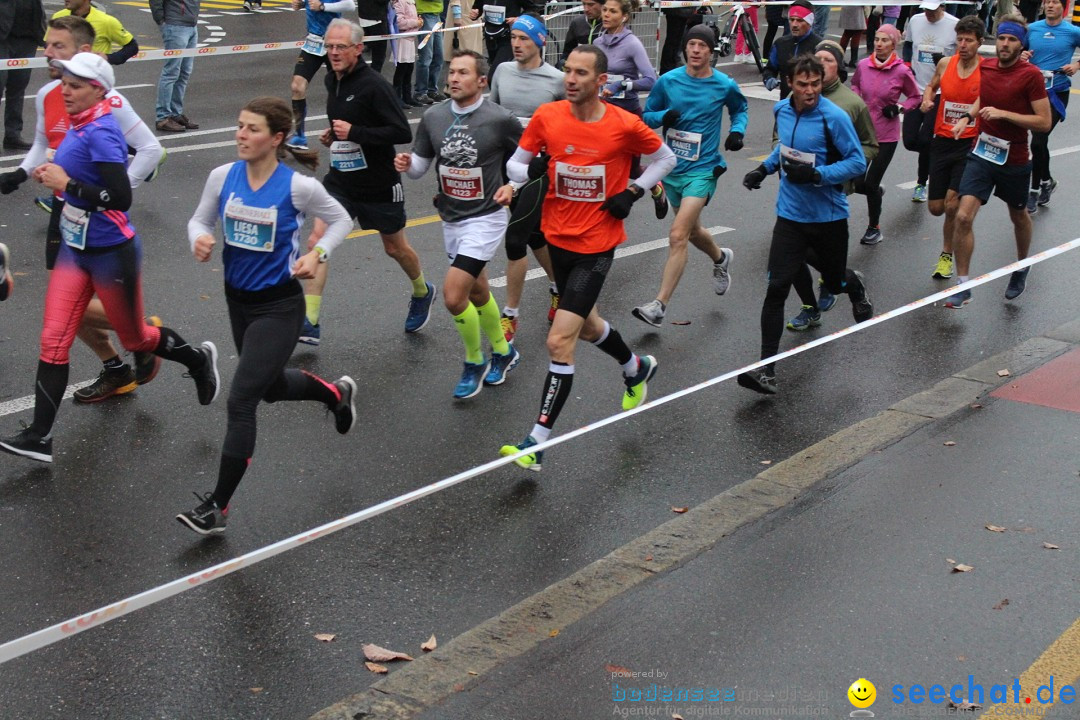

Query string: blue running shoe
299 317 321 346
286 133 308 150
943 288 972 309
499 435 543 472
454 358 490 399
405 282 436 333
34 195 53 214
786 305 821 331
817 279 836 312
484 344 520 386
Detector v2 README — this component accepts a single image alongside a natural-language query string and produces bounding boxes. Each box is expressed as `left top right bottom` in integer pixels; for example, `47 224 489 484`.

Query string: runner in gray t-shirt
488 13 566 345
395 50 525 401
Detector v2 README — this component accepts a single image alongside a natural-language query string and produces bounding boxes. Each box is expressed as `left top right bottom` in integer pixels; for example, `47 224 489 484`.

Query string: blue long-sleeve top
763 96 866 223
643 66 748 175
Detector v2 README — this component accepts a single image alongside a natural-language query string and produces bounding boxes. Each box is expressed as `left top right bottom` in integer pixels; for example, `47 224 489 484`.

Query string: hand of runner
0 169 27 195
394 152 412 172
951 116 970 140
292 250 320 279
599 187 642 219
331 119 352 141
881 104 900 119
781 161 820 185
764 77 779 91
742 164 767 190
33 163 69 193
193 234 216 262
724 132 744 151
978 106 1004 122
494 184 515 206
527 154 550 180
319 128 334 148
661 109 680 135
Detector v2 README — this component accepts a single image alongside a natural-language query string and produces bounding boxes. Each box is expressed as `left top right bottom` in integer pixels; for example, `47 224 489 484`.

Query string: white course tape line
1 237 1077 665
4 7 582 69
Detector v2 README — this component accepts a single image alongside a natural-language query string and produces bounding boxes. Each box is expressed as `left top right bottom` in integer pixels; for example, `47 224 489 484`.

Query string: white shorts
442 208 508 264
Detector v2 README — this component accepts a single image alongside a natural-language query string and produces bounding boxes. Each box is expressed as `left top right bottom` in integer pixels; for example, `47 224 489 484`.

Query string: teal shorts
662 171 717 209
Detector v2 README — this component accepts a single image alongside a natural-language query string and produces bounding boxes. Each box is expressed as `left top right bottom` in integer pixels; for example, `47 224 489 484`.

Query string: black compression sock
31 360 69 437
154 327 204 370
537 363 574 430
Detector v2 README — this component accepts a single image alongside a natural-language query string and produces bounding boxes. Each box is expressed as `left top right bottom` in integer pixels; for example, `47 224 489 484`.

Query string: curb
310 328 1078 720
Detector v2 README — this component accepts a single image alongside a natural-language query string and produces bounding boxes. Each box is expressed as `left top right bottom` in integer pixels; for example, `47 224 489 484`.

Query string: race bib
1043 69 1055 90
972 132 1010 166
554 161 605 202
917 44 942 65
331 140 368 172
665 128 703 162
780 145 815 167
438 165 484 200
223 196 278 252
302 32 326 56
942 100 974 126
606 73 626 100
483 4 505 24
60 202 90 250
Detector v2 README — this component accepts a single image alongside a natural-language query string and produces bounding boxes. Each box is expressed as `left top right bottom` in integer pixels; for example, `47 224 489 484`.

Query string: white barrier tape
1 237 1077 665
4 7 583 70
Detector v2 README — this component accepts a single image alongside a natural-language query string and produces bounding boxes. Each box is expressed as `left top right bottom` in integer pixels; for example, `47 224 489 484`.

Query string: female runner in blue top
0 53 218 465
178 96 355 535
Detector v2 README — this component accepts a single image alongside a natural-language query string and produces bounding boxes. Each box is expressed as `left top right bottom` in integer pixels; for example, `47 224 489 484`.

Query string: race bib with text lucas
665 128 703 162
302 32 326 56
223 196 278 252
554 161 606 202
917 44 943 65
438 165 484 200
60 202 90 250
331 140 368 172
972 132 1010 166
942 100 974 126
779 145 815 167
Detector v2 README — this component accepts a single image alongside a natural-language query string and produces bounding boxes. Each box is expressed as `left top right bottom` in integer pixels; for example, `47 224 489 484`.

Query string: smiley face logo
848 678 876 709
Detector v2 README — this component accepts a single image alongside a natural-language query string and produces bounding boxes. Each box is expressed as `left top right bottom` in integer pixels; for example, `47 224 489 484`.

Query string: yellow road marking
978 616 1080 718
348 213 440 238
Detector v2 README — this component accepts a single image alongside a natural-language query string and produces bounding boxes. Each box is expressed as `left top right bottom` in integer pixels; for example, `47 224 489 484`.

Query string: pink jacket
851 53 920 144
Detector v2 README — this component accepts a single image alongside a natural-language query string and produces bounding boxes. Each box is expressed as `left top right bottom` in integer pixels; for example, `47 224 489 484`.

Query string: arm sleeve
19 89 49 174
725 81 749 135
107 37 139 65
348 84 413 145
506 146 535 183
322 0 357 11
122 120 164 189
817 111 867 185
634 143 676 190
69 162 132 210
406 154 433 179
292 175 353 258
187 165 229 252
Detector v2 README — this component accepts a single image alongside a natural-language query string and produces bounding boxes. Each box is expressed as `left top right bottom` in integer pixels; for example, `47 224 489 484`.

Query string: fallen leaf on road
952 563 974 573
549 629 559 638
1015 527 1036 533
365 662 388 674
250 687 263 694
949 700 982 711
644 554 653 562
957 655 967 662
467 670 479 676
453 683 466 692
985 525 1006 533
421 635 437 652
314 633 336 642
760 459 772 465
944 441 957 446
362 643 414 662
671 506 688 514
992 599 1009 610
673 714 685 720
199 294 210 300
970 403 983 409
671 321 691 326
1043 542 1060 550
997 369 1011 377
946 558 955 564
606 664 633 675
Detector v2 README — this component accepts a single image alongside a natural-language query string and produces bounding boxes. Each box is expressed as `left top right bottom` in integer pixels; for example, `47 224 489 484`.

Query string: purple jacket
594 27 657 114
851 53 920 143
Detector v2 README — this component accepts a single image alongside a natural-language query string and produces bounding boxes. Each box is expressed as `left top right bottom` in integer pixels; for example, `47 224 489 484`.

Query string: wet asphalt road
0 3 1079 718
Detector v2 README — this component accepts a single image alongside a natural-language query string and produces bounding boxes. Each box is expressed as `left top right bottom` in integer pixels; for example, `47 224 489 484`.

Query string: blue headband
997 21 1027 43
511 15 547 48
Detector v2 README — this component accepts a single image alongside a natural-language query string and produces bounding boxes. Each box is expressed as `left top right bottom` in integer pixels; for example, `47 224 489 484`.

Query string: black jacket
763 30 823 99
0 0 46 43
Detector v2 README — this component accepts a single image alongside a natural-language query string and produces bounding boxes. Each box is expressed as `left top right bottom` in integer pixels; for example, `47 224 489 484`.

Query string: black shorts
328 187 407 235
928 136 972 201
294 50 331 82
956 154 1032 209
547 244 614 319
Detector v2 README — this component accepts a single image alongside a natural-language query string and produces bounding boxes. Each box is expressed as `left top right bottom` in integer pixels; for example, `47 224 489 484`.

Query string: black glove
600 187 643 219
661 109 681 135
742 164 767 190
782 161 821 185
527 153 550 181
724 132 744 152
931 52 944 66
712 165 727 179
881 104 901 119
0 168 27 195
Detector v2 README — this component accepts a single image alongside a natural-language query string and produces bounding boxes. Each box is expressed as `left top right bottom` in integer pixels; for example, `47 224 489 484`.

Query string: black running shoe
176 492 228 535
737 368 777 395
0 427 53 463
186 341 220 405
1004 268 1029 300
73 365 138 403
134 316 163 385
850 270 873 323
331 376 357 434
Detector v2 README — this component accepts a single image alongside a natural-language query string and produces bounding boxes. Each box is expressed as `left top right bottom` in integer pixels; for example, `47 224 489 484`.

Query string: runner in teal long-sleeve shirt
632 25 748 327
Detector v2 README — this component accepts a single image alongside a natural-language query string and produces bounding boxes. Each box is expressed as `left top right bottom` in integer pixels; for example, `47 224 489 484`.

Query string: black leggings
1031 91 1068 187
902 99 936 185
222 284 329 460
762 218 862 369
863 141 898 226
505 173 548 261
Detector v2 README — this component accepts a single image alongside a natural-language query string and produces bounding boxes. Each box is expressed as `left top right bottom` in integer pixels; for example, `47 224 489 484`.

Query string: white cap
50 52 114 93
919 0 944 9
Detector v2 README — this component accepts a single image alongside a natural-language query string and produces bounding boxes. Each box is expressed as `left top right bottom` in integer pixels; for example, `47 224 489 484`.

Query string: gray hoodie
149 0 201 27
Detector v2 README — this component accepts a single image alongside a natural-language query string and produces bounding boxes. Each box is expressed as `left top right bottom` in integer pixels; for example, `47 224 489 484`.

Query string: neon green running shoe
499 435 542 472
622 355 658 411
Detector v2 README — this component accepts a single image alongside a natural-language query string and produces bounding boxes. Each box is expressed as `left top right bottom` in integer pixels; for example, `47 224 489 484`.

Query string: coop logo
564 165 595 175
6 59 29 67
445 167 473 176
